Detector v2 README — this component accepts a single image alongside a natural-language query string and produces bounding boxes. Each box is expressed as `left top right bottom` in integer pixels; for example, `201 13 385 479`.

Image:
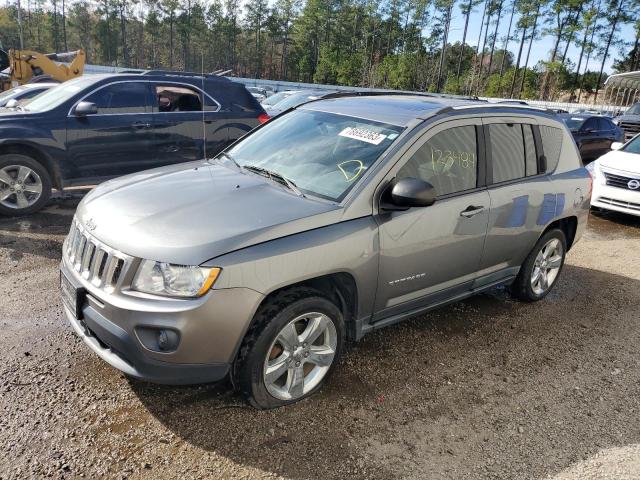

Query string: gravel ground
1 197 640 480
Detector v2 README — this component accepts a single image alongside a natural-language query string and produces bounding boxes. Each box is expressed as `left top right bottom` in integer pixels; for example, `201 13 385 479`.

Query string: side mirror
611 142 624 151
5 99 18 108
381 177 436 211
73 101 98 116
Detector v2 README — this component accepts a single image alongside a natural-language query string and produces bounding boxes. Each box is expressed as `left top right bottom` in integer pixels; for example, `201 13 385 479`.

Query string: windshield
626 104 640 115
262 91 294 106
561 117 586 131
272 92 323 111
622 135 640 154
221 109 404 201
23 76 98 112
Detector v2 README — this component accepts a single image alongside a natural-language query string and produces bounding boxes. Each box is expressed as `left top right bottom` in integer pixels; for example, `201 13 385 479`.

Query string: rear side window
523 125 538 176
85 82 150 114
539 125 563 172
490 123 525 183
398 125 477 196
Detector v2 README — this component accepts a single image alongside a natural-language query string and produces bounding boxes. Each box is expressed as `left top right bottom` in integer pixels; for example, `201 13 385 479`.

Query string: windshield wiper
243 165 305 197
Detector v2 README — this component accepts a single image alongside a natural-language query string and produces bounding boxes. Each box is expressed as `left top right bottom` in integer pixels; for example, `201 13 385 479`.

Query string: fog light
135 327 180 353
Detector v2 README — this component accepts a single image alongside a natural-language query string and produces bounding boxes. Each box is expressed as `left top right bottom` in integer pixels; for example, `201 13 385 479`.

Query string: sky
3 0 636 75
444 6 636 75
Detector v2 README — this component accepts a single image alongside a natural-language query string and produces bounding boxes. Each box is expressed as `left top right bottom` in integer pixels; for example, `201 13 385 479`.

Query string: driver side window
397 125 478 196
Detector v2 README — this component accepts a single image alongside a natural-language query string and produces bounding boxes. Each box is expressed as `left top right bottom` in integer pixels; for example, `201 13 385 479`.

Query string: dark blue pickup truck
0 71 268 215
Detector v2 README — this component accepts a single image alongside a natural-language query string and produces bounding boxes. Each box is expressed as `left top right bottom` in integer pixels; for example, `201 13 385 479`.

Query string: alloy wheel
0 165 43 210
263 312 337 401
530 238 564 295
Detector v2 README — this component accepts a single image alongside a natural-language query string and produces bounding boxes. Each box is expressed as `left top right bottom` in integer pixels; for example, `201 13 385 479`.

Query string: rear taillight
258 113 270 124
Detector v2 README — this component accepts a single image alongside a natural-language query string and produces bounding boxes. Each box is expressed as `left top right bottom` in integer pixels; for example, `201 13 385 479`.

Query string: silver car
60 94 591 408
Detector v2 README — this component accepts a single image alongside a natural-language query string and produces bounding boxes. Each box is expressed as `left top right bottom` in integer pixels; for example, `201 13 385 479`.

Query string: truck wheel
510 229 567 302
235 288 345 409
0 154 52 216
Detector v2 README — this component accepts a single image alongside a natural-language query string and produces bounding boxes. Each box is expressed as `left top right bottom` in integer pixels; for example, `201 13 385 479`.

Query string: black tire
510 229 567 302
234 287 345 409
0 154 52 216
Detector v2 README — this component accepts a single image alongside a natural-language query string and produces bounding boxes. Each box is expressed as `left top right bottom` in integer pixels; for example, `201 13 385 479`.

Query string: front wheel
0 154 52 216
510 229 567 302
235 288 345 409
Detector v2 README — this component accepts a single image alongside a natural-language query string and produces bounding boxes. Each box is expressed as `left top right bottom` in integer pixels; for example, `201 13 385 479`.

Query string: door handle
460 205 485 218
132 121 152 129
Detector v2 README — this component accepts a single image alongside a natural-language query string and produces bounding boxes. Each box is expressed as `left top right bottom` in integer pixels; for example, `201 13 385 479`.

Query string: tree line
1 0 639 102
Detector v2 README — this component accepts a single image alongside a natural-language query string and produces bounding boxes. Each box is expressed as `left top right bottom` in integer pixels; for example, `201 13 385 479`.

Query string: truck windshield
626 104 640 115
22 76 98 112
221 108 404 202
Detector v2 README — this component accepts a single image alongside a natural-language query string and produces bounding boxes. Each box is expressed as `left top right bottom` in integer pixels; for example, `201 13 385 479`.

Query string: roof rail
137 69 230 79
318 90 483 102
452 103 558 114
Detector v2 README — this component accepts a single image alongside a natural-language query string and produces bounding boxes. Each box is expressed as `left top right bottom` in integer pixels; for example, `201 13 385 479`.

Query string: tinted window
539 125 563 172
523 125 538 176
582 118 598 131
490 123 525 183
85 82 149 114
397 125 477 196
598 118 612 130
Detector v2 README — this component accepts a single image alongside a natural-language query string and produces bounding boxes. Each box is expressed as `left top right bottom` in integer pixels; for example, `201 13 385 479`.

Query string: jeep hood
76 160 343 265
598 150 640 173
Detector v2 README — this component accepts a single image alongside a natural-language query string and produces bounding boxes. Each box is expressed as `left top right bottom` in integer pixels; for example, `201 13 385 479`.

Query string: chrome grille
597 197 640 212
619 122 640 141
602 171 640 190
64 219 130 291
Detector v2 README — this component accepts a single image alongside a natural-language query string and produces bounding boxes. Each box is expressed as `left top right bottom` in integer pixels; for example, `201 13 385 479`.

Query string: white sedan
587 135 640 216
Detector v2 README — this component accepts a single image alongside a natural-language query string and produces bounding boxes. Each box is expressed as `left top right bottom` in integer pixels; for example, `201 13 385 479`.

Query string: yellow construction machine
0 48 85 91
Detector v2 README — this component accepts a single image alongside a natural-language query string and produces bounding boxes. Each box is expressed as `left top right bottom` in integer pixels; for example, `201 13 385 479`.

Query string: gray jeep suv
60 94 591 408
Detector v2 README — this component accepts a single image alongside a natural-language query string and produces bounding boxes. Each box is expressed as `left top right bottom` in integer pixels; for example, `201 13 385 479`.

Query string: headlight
585 162 596 176
132 260 221 298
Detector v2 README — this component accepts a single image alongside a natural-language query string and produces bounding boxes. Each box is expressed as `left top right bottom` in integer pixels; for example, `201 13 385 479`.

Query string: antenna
201 52 207 160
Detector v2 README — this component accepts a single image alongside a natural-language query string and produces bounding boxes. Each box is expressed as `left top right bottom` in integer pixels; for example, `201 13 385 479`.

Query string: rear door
151 82 229 164
66 81 156 179
374 118 490 319
479 118 550 284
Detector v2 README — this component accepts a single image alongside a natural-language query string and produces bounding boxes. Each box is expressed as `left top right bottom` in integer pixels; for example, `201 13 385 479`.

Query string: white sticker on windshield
339 127 387 145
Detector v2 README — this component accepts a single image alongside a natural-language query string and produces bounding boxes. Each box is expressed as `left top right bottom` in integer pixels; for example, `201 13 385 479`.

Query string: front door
152 83 229 164
374 119 490 320
66 81 156 180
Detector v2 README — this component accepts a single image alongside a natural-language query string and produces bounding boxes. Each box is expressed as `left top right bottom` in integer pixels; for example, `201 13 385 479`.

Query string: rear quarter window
539 125 563 172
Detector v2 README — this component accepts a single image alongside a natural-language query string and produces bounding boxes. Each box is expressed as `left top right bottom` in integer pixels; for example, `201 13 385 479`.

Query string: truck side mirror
5 99 18 108
73 101 98 116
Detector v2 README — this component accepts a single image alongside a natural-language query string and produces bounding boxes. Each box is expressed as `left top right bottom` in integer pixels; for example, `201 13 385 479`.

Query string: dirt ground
1 196 640 480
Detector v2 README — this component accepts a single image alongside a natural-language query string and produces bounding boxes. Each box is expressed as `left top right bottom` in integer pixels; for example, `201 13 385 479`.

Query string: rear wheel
235 288 345 409
0 154 52 216
510 229 567 302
